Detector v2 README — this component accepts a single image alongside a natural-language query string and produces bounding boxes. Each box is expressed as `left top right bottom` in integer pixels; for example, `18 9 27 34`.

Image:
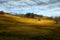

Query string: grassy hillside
0 14 60 40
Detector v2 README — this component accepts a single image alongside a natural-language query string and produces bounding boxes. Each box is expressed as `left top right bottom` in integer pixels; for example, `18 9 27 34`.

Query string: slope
0 14 60 40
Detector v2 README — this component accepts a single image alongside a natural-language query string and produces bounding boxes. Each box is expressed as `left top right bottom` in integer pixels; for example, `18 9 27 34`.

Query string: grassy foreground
0 14 60 40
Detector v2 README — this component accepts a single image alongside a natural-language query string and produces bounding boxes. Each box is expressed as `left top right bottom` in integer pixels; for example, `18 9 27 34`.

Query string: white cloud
40 0 49 3
0 0 60 16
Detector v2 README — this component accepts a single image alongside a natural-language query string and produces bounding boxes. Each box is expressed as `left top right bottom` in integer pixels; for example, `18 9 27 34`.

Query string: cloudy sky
0 0 60 16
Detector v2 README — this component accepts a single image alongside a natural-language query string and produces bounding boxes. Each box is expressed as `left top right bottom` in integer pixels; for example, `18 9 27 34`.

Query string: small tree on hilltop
0 11 4 14
25 13 34 18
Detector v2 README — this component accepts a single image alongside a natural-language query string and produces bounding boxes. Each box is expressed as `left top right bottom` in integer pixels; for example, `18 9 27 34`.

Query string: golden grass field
0 14 60 40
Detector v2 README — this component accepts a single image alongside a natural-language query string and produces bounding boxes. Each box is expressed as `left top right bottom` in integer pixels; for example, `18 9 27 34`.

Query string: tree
0 11 4 14
54 16 60 24
25 13 34 18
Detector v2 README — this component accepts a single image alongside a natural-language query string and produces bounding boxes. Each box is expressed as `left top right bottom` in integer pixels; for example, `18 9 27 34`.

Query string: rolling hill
0 12 60 40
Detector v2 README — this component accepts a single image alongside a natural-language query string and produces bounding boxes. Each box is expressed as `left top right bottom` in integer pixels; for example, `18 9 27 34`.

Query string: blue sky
0 0 60 16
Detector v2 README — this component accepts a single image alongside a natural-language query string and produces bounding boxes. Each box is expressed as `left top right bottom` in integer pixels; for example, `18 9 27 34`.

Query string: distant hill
0 11 55 25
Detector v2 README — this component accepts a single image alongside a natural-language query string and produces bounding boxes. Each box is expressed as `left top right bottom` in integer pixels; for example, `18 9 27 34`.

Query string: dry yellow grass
3 14 55 25
0 14 60 40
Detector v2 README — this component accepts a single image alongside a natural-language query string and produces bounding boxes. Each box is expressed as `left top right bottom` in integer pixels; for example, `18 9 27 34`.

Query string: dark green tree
54 16 60 24
25 13 34 18
0 11 4 14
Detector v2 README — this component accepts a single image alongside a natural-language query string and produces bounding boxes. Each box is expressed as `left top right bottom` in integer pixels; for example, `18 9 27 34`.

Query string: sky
0 0 60 16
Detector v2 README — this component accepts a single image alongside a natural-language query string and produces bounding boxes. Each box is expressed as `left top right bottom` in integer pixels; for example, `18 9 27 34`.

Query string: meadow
0 14 60 40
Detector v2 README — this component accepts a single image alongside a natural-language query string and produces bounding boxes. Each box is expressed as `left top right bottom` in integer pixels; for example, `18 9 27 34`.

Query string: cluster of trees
15 13 43 18
25 13 43 21
25 13 43 18
25 13 34 18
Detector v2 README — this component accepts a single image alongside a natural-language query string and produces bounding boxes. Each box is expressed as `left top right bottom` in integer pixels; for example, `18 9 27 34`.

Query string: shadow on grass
0 26 60 40
0 32 53 40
